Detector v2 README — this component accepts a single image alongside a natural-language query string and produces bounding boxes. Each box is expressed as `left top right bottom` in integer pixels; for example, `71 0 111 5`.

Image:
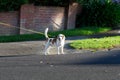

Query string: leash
0 22 45 35
0 18 61 36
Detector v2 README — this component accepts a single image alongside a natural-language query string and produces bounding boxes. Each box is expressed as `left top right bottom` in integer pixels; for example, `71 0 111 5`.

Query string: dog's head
57 34 65 41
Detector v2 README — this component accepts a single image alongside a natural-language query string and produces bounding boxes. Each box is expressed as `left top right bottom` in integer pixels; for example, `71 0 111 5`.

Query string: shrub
0 0 29 12
76 0 120 28
0 0 68 12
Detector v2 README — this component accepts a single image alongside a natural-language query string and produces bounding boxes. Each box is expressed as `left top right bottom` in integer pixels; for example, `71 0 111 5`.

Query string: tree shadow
52 50 120 66
71 51 120 65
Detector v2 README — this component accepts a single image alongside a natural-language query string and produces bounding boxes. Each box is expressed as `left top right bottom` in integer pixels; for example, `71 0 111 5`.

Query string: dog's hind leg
44 44 50 55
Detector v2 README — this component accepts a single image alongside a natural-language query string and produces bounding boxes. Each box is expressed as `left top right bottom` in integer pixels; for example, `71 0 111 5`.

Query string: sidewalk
0 39 82 56
0 29 120 56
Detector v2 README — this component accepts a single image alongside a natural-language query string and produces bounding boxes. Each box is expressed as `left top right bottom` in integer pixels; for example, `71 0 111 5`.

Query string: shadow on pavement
47 50 120 66
67 50 120 65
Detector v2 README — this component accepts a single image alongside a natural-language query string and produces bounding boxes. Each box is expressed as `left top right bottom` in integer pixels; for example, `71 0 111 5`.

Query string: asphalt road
0 49 120 80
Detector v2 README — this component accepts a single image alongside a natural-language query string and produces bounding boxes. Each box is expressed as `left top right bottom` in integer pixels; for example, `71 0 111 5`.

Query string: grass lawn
0 26 111 42
70 36 120 50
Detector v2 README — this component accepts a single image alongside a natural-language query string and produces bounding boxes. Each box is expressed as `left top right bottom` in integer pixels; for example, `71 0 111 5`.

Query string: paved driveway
0 36 90 56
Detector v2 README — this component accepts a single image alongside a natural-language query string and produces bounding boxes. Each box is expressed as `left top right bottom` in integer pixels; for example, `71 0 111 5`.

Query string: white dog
44 28 65 55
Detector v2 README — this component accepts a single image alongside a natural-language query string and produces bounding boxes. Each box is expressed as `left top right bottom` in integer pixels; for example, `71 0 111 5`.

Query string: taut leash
0 22 45 35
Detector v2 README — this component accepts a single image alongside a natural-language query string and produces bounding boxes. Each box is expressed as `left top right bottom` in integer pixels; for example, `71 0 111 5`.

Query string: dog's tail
44 28 49 39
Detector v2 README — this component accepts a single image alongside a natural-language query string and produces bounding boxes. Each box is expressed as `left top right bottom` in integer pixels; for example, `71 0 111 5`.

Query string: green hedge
76 0 120 28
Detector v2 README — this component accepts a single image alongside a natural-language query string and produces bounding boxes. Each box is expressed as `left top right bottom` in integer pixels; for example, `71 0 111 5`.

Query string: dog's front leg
57 47 60 55
61 46 64 54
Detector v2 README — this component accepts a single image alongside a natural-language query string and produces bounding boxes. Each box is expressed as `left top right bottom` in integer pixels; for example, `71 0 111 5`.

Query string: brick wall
67 3 79 29
20 4 65 34
0 4 79 35
0 11 19 35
